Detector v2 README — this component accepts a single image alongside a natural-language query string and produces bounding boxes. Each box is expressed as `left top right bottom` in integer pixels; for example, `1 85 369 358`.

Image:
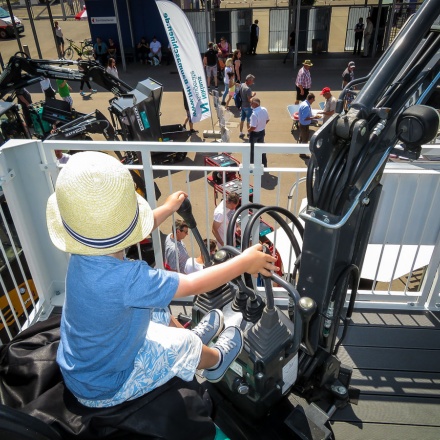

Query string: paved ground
0 6 379 150
0 8 379 244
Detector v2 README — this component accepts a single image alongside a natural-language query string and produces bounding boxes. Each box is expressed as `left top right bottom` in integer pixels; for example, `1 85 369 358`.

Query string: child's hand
164 191 187 212
241 244 277 277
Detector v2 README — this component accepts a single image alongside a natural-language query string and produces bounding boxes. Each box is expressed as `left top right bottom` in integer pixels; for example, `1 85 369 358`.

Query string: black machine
175 2 440 438
0 54 190 163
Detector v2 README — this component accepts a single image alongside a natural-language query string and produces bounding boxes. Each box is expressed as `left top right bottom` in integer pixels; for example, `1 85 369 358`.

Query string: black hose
333 265 359 356
241 206 304 258
316 143 349 211
226 203 265 246
323 264 359 352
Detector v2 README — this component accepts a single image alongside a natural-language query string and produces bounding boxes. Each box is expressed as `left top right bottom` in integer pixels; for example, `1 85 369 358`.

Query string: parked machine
0 54 190 163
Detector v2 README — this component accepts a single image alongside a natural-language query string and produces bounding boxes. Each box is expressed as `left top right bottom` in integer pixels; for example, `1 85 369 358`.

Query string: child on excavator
46 151 276 408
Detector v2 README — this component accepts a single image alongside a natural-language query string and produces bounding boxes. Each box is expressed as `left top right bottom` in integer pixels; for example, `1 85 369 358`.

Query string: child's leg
198 345 220 369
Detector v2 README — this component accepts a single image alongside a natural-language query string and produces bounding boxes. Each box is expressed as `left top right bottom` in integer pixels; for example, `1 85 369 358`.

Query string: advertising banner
156 0 211 122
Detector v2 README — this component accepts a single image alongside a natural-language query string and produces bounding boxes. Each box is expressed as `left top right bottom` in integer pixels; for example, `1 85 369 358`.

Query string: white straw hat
46 151 154 256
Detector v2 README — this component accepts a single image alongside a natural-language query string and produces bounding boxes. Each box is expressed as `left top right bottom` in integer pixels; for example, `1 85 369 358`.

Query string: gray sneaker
192 309 224 346
202 326 243 383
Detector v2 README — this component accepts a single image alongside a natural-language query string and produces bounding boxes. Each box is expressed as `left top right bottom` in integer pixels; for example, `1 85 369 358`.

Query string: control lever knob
298 296 317 356
237 383 249 395
213 249 229 264
298 296 317 321
176 198 197 229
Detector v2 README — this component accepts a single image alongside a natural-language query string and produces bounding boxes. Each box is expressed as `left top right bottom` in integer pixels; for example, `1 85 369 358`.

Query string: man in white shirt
318 87 337 124
248 98 270 167
149 36 162 64
212 192 240 247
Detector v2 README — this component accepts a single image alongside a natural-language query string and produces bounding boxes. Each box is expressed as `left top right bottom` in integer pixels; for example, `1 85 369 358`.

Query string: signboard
91 17 116 24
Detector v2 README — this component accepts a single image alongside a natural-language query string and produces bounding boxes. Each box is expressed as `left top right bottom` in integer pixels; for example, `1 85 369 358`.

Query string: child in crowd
225 70 235 110
185 239 218 274
56 79 73 109
46 151 276 408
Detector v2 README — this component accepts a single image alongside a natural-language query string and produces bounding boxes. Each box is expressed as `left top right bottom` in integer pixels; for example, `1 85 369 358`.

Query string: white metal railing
0 139 439 344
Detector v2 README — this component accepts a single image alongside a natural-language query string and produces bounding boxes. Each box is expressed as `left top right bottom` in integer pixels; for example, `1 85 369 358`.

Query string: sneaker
80 91 85 96
189 129 198 134
221 101 226 106
91 89 97 94
239 133 245 139
192 309 224 346
202 326 243 383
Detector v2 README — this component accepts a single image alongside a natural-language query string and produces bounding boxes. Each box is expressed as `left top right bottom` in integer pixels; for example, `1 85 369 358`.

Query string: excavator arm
45 109 119 141
0 54 132 100
295 1 440 399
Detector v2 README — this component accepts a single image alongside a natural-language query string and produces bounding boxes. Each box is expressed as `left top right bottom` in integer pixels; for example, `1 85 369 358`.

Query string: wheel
175 152 187 162
0 29 8 39
63 47 74 60
82 44 94 61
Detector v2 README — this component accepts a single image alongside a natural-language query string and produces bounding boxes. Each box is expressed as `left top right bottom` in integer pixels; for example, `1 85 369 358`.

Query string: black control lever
177 198 211 267
176 198 197 229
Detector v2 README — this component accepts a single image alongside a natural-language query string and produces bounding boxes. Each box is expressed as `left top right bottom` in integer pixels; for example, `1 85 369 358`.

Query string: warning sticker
282 354 298 394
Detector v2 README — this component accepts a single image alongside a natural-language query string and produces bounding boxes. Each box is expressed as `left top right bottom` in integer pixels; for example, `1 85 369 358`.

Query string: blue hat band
62 205 139 249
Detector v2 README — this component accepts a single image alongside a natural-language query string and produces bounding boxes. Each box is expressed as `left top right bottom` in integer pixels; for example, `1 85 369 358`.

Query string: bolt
331 385 347 395
435 303 440 308
256 372 264 380
324 217 330 224
55 290 61 296
362 197 370 205
409 302 415 306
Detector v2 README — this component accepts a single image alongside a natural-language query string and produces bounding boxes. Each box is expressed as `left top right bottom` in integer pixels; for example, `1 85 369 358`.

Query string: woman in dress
232 49 242 83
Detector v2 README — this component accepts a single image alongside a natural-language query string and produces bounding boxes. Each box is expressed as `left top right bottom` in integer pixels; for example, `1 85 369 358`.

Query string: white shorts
78 308 203 408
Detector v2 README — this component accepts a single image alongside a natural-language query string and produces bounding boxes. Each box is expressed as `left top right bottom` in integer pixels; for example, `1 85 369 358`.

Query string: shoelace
215 335 237 354
193 320 213 337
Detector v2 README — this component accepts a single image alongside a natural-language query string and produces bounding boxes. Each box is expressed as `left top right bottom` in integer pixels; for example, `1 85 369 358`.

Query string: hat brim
303 62 313 66
46 192 154 256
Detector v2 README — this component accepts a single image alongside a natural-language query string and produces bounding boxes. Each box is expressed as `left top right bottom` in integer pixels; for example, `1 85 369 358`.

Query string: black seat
0 404 62 440
0 315 216 440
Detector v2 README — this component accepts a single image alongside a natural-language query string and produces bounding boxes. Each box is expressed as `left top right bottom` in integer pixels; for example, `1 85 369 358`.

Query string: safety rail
0 139 439 344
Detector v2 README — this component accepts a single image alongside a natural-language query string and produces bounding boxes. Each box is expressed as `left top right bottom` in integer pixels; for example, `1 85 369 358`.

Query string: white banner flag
156 0 211 122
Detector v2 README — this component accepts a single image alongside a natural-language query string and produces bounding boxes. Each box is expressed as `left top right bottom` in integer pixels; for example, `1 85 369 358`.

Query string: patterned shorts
78 308 203 408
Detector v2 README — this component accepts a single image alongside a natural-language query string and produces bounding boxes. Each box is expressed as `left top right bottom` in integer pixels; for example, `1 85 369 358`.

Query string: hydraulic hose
239 205 304 256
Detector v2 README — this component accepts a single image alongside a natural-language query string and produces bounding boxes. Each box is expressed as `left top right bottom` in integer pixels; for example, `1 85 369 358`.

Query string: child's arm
152 191 187 230
174 244 277 298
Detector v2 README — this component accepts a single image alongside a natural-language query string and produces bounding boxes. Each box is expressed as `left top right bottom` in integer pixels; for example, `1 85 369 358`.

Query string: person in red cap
318 87 336 124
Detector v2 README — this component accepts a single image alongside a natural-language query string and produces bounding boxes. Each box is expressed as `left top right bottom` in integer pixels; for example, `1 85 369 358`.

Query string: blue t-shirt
57 254 179 400
298 100 312 126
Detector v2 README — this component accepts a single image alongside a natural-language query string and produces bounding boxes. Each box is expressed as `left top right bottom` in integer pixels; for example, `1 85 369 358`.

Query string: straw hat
46 151 154 256
302 60 313 66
